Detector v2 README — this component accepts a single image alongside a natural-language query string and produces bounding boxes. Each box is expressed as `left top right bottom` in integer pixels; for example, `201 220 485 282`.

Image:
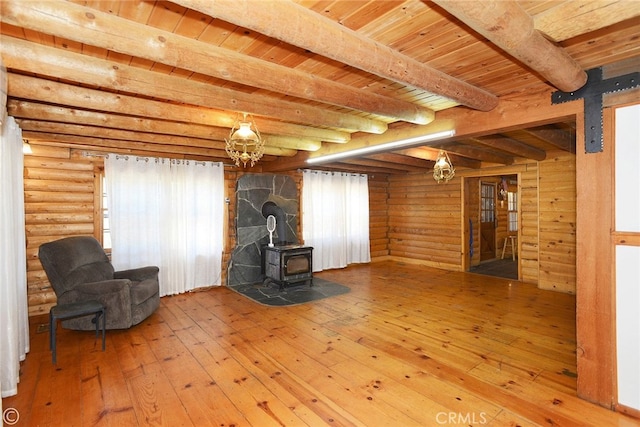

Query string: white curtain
105 155 224 296
302 170 370 272
0 115 30 398
106 156 166 269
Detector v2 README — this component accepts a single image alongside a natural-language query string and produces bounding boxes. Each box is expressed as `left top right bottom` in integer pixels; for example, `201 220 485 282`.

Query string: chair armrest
115 266 159 282
74 279 131 296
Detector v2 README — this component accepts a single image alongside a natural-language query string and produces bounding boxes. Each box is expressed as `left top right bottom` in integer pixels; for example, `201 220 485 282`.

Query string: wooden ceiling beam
442 143 514 166
445 153 483 169
432 0 587 92
332 161 412 175
404 142 513 166
366 153 434 169
523 127 575 153
19 120 216 149
17 120 297 157
22 131 233 160
395 147 482 169
8 100 232 142
393 147 438 161
0 0 434 125
0 36 385 135
339 158 427 173
8 74 349 143
469 136 547 161
174 0 499 112
8 101 324 152
260 151 311 173
266 136 322 152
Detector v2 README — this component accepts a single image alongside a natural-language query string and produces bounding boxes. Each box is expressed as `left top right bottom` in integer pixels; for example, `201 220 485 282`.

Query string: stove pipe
261 201 287 245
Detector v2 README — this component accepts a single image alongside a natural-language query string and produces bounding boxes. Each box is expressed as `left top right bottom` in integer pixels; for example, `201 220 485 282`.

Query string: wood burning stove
263 245 313 290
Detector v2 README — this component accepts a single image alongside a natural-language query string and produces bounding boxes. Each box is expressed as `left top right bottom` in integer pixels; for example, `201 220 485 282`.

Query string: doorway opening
465 174 519 280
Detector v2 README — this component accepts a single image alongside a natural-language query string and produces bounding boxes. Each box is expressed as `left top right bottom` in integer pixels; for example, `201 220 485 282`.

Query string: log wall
520 164 540 284
538 152 576 292
24 144 99 316
387 172 463 269
384 150 576 293
369 174 390 258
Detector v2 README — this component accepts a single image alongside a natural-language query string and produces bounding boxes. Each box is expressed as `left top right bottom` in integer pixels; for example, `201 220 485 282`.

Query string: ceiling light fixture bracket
225 113 265 167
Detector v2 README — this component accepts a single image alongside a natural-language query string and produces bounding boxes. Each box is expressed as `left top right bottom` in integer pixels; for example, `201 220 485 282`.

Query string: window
481 183 495 223
507 191 518 232
302 170 370 271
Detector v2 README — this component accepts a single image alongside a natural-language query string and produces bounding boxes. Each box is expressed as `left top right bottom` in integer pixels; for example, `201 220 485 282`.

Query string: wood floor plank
166 339 249 426
49 331 87 424
126 361 193 425
80 349 138 425
223 332 361 426
469 362 621 427
330 357 500 423
164 294 286 426
110 326 161 380
235 323 425 425
292 318 504 418
3 324 47 427
3 261 637 426
489 410 541 426
169 301 310 426
314 321 510 420
168 327 252 425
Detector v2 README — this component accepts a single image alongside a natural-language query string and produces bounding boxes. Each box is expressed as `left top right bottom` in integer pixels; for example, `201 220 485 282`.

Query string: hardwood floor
4 261 637 426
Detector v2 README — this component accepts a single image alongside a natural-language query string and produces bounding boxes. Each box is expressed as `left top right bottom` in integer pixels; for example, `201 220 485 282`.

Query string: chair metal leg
100 309 106 351
49 310 53 351
50 314 57 364
92 310 106 352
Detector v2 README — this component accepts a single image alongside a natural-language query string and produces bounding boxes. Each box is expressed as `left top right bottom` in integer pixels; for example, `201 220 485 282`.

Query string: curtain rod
81 151 108 158
81 151 232 167
298 168 370 178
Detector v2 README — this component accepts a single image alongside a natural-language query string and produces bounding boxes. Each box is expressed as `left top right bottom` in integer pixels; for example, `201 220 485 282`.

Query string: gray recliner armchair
39 236 160 330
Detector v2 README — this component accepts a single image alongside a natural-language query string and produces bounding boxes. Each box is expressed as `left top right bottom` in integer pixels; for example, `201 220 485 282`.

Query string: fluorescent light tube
306 130 455 164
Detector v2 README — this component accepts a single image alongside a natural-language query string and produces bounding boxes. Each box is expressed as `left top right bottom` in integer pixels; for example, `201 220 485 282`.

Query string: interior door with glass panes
480 182 497 261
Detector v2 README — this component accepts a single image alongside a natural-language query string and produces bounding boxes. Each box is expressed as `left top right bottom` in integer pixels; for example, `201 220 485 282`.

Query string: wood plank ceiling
1 0 639 174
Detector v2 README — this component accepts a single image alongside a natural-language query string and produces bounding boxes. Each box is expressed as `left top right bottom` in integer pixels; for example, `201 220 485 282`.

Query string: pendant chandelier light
433 150 455 183
225 113 265 167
